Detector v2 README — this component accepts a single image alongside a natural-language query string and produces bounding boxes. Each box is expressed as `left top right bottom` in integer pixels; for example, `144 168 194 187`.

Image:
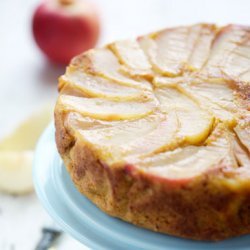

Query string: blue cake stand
33 123 250 250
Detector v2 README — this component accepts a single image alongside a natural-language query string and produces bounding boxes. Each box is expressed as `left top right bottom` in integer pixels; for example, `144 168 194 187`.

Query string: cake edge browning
55 109 250 241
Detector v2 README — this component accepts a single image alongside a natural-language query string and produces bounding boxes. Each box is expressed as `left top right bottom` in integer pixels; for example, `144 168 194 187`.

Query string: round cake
55 23 250 241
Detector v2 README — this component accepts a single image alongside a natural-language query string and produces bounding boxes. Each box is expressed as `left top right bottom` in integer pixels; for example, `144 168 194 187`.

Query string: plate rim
33 123 105 250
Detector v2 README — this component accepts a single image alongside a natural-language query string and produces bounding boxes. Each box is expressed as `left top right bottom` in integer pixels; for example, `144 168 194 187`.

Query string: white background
0 0 249 249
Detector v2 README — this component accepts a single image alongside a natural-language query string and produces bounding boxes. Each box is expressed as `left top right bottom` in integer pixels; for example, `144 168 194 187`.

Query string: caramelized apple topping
56 23 250 179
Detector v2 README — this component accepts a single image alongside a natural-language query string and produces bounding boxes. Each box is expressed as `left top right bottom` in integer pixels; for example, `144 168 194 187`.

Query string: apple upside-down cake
55 24 250 240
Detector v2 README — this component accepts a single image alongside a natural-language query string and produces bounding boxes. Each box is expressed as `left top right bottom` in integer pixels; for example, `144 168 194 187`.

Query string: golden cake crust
55 23 250 241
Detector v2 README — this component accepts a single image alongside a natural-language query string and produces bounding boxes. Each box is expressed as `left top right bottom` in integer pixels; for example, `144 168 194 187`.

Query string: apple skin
125 164 192 189
32 0 100 65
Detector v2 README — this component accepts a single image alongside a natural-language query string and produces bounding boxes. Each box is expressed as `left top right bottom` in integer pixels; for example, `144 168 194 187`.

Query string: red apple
32 0 100 64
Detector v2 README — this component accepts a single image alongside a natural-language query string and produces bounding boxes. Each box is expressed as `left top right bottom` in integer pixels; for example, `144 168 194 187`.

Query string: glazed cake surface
55 23 250 241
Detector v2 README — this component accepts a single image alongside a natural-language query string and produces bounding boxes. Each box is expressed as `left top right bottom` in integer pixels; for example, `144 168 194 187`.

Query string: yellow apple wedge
0 105 52 194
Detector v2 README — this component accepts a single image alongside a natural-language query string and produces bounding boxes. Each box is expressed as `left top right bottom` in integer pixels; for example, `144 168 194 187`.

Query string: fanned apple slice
72 48 152 90
233 137 250 167
186 81 238 112
190 82 234 104
108 40 152 77
131 125 235 180
175 109 213 144
59 70 147 101
57 95 157 121
138 26 190 76
142 146 226 180
188 24 217 70
234 124 250 152
128 146 200 168
202 25 250 82
65 112 122 131
202 25 245 76
205 124 239 168
138 24 216 76
75 113 165 147
178 83 236 127
155 87 196 110
118 112 179 157
155 87 213 144
136 146 225 180
73 112 179 164
223 44 250 82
